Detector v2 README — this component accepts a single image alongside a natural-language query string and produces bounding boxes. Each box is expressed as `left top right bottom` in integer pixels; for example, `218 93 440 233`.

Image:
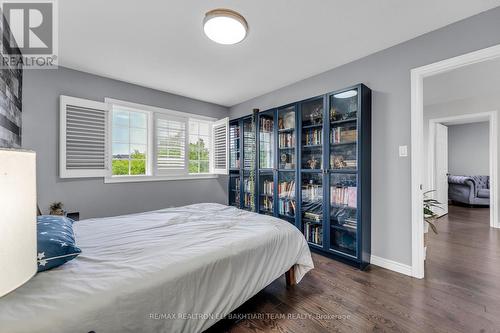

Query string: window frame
103 98 218 183
188 118 214 175
110 105 152 178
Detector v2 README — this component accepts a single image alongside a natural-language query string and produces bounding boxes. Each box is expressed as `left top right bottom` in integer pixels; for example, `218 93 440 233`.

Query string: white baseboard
370 255 412 277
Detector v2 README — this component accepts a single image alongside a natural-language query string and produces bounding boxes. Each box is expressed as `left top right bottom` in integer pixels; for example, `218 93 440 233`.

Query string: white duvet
0 203 313 333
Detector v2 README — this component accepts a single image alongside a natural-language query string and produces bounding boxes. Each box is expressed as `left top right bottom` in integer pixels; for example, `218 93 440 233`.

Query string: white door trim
429 122 449 216
411 44 500 279
428 111 498 228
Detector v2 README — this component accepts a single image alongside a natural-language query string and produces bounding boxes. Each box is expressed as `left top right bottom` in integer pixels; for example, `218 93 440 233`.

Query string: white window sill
104 174 219 184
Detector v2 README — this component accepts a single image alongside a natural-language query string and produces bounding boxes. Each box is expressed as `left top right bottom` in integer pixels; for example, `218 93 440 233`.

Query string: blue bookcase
228 84 371 269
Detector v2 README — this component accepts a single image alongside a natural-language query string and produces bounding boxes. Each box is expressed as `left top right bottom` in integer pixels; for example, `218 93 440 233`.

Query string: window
189 119 211 174
111 107 149 176
60 96 228 182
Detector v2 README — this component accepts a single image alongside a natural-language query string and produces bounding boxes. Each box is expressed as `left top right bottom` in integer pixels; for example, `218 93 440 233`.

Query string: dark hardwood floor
206 205 500 333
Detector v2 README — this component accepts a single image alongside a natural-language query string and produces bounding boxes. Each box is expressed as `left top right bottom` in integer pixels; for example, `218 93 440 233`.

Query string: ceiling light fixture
334 90 358 99
203 9 248 45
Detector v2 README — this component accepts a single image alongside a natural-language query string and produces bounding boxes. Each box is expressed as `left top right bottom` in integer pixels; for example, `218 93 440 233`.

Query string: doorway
410 44 500 279
428 112 496 220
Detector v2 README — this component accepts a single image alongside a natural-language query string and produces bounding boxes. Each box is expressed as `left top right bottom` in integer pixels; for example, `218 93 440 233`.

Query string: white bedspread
0 203 313 333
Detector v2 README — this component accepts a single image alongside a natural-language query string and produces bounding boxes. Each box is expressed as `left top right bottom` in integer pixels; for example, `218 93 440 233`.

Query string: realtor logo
0 0 58 68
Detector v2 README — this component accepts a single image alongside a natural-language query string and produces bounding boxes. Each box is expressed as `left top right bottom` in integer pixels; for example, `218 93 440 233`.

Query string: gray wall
230 7 500 266
22 67 229 219
448 122 489 176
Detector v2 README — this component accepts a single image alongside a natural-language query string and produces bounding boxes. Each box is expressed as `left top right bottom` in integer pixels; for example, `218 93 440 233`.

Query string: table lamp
0 149 37 297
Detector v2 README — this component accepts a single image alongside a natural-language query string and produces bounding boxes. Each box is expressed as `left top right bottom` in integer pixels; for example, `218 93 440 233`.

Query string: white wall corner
370 255 413 277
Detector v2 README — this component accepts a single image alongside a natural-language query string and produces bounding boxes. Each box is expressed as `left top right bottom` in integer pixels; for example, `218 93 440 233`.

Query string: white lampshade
0 149 37 297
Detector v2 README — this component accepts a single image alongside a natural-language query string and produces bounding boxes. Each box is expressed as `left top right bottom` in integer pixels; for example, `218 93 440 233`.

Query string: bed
0 203 314 333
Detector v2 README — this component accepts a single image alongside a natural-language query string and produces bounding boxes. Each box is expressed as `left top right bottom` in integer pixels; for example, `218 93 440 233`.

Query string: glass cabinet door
329 88 359 257
259 172 274 215
243 118 256 170
329 173 357 256
259 111 274 170
229 175 241 208
278 171 296 222
300 97 324 246
301 172 323 246
229 122 240 170
243 173 255 211
300 98 324 170
278 106 296 170
277 106 297 223
330 88 358 170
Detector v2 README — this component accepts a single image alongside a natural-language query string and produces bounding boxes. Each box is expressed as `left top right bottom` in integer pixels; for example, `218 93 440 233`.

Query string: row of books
304 211 321 222
279 132 295 148
262 180 273 196
304 223 322 245
279 199 295 216
261 196 273 211
244 193 253 208
331 127 357 144
331 186 357 208
260 118 273 132
278 180 295 198
303 128 322 146
302 183 322 201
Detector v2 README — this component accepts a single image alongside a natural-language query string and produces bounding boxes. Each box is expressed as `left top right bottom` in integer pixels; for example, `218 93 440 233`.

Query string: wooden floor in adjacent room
206 205 500 333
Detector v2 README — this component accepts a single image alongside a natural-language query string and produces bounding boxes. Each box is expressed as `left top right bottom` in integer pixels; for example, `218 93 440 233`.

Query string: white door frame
428 112 498 226
411 44 500 279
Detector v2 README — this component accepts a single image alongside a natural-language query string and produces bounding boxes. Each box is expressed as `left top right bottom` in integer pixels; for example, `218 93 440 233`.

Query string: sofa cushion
477 188 490 198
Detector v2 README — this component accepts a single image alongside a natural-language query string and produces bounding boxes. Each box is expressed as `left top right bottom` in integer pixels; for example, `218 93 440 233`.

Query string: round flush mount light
334 90 358 99
203 9 248 45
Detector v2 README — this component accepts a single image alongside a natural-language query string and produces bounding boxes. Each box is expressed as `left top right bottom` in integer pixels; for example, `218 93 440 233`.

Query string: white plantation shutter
212 117 229 174
155 114 188 175
60 96 109 178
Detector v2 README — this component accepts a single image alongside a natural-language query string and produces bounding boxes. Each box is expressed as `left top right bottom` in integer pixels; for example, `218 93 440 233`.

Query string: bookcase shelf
228 84 371 270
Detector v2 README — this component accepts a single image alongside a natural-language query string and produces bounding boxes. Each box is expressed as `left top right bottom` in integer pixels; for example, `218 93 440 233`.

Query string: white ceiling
59 0 500 107
424 57 500 106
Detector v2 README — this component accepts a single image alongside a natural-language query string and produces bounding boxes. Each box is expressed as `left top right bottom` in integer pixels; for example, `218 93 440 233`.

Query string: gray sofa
448 175 490 206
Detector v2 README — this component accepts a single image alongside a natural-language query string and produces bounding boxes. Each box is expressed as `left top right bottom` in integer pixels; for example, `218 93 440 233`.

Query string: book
330 186 357 208
304 223 323 245
331 126 357 144
304 128 322 146
262 180 273 196
279 132 295 148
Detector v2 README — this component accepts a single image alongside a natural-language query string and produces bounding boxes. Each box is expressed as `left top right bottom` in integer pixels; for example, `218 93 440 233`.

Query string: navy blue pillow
37 215 81 272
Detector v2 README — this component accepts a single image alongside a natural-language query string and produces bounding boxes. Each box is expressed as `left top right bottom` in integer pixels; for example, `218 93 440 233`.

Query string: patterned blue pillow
37 215 81 272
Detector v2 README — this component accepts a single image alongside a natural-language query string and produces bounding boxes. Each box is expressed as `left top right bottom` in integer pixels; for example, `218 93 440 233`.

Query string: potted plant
423 190 443 259
49 202 65 216
423 190 442 234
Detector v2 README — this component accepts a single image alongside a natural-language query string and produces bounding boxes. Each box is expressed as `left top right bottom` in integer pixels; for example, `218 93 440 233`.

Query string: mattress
0 203 314 333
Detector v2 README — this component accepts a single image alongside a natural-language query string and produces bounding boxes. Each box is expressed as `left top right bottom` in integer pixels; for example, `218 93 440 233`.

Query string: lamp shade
0 149 37 297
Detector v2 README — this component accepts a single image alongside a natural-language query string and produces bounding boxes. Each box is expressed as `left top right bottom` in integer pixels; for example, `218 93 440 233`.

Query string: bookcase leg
285 265 296 286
